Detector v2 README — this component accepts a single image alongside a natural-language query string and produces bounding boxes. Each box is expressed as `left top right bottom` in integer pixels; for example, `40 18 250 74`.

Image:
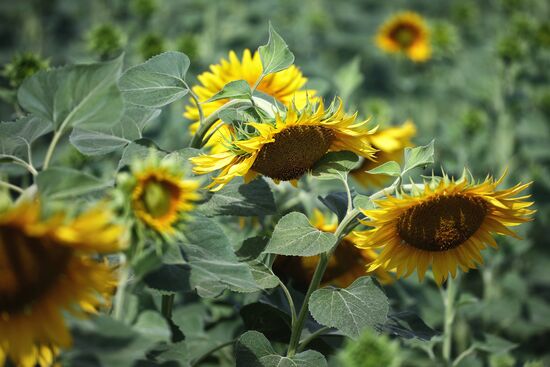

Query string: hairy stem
297 326 331 353
442 275 458 365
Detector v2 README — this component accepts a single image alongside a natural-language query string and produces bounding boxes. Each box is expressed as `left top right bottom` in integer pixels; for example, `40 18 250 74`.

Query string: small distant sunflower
376 12 432 62
0 201 125 366
356 174 535 285
191 100 377 191
352 120 416 188
273 210 393 289
129 155 200 234
184 49 316 152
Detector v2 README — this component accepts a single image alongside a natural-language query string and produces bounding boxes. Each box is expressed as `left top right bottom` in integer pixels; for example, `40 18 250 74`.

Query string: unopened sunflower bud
86 24 126 60
338 328 401 367
138 33 165 60
2 52 49 88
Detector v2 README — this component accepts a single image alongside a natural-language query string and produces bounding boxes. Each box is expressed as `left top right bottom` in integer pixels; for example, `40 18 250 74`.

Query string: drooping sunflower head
0 200 125 366
352 120 416 188
125 154 201 234
184 49 316 153
272 210 394 289
191 99 378 191
355 173 535 285
376 11 432 62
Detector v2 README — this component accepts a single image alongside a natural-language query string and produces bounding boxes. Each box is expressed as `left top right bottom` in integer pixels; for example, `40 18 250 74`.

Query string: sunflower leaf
69 107 160 156
207 80 252 102
235 331 327 367
263 212 337 256
311 151 360 181
403 140 435 174
309 277 389 339
367 160 402 176
36 167 112 200
258 23 295 76
18 55 124 132
0 115 52 163
119 51 190 108
198 177 276 217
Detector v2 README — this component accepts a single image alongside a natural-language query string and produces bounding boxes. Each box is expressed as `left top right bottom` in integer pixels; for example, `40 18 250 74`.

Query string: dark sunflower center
141 179 179 218
0 226 72 314
390 25 418 48
396 194 489 251
322 239 366 282
251 125 335 181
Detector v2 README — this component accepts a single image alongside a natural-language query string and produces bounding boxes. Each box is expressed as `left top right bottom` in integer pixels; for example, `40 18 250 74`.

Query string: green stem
161 294 175 319
0 180 24 194
189 99 253 149
287 252 329 357
278 279 297 328
113 257 129 321
43 130 63 169
442 275 458 365
297 326 330 353
184 81 204 126
3 155 38 176
191 339 236 367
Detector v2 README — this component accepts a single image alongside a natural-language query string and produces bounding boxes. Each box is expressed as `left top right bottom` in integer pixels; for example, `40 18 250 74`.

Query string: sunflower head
272 210 394 289
352 120 416 188
184 49 316 153
191 99 378 191
123 153 201 234
376 11 432 62
0 200 125 366
355 173 535 285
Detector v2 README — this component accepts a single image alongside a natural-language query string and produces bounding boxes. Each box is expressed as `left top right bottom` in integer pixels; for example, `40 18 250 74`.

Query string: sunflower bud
176 34 198 60
138 33 165 60
86 24 126 60
2 52 49 88
338 328 400 367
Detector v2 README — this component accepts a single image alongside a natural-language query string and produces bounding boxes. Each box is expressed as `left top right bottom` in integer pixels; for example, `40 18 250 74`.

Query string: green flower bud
131 0 157 19
451 1 479 28
463 108 488 135
431 21 461 56
86 24 126 60
176 34 198 60
338 328 400 367
2 52 49 88
138 33 165 60
497 34 527 63
536 22 550 48
489 353 515 367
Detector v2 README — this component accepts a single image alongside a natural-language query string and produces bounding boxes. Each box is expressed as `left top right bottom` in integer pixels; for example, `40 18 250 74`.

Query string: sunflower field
1 0 549 366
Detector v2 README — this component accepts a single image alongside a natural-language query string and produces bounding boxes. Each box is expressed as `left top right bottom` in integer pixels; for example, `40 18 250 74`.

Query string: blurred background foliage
1 0 549 366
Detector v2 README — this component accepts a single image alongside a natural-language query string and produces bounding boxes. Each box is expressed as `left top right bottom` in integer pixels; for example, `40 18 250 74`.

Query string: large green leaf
309 277 389 339
198 177 276 217
263 212 336 256
311 151 359 181
36 167 111 199
0 115 51 162
367 161 401 176
70 107 160 156
258 24 295 76
235 331 327 367
402 140 435 174
18 56 124 132
207 80 252 102
181 215 259 297
118 51 190 108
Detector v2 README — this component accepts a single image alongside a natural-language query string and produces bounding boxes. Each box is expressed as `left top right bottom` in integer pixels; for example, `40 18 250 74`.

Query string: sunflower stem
113 256 129 321
161 294 175 319
286 208 361 357
189 99 253 149
297 326 331 353
442 275 459 365
0 180 24 194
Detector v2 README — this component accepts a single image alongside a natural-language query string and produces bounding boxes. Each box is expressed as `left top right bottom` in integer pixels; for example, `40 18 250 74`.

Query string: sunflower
129 155 200 234
184 49 316 152
376 11 432 62
356 174 535 285
273 210 393 289
0 201 125 366
352 120 416 188
191 99 377 191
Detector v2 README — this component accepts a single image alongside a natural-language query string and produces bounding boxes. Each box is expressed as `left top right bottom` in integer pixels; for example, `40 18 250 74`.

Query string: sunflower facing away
129 155 200 234
356 174 535 285
376 11 432 62
191 99 378 191
184 49 316 152
0 201 125 366
352 120 416 188
273 210 394 290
